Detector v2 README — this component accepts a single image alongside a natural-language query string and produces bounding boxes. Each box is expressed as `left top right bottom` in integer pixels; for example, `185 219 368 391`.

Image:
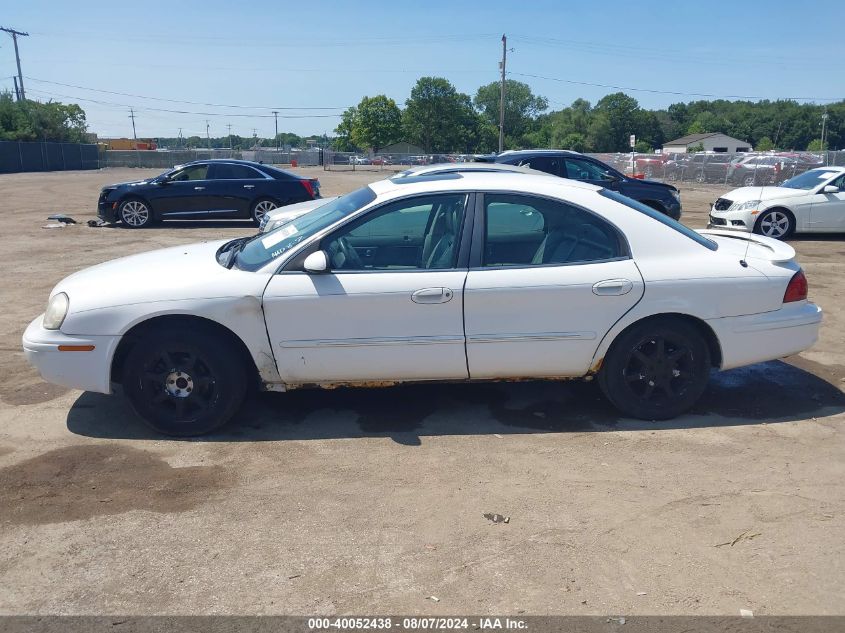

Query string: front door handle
592 279 633 296
411 287 454 304
193 186 205 191
243 184 255 189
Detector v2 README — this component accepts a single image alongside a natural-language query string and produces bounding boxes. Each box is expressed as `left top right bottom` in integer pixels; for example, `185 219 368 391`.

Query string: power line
508 71 843 103
25 76 348 110
25 88 344 118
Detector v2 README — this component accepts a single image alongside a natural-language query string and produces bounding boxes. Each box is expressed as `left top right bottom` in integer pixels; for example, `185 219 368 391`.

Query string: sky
3 0 844 140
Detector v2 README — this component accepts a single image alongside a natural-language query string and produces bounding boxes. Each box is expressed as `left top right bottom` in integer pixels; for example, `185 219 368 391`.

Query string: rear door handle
193 186 205 190
243 184 255 189
411 287 454 304
592 279 633 296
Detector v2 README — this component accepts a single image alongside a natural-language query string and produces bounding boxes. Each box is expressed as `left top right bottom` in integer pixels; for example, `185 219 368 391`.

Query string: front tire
598 318 711 420
251 198 280 226
118 198 153 228
754 208 794 240
123 327 248 436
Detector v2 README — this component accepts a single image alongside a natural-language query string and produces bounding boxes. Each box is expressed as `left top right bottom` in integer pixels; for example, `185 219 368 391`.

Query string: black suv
98 159 320 228
482 150 682 219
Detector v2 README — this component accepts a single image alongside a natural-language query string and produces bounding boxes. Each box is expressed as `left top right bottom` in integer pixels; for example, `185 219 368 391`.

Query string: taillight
783 270 808 303
300 179 314 198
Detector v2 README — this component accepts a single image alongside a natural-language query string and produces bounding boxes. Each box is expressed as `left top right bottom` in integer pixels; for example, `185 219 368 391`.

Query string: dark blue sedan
97 159 321 228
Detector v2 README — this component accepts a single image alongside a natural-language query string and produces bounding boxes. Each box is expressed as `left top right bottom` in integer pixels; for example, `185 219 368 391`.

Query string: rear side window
214 164 263 179
517 155 562 176
600 189 717 251
483 193 625 267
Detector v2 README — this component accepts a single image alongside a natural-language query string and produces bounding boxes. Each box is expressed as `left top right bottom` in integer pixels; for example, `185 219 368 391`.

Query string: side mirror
157 175 170 185
303 250 329 274
823 185 839 194
603 172 621 182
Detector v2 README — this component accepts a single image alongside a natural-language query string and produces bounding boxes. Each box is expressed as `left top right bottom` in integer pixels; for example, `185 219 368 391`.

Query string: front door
464 192 644 378
152 163 214 218
262 193 472 384
809 173 845 231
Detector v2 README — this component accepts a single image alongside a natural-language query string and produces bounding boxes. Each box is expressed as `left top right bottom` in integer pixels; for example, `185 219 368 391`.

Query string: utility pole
820 106 829 160
1 27 29 101
177 127 183 149
129 108 140 166
206 120 211 150
498 33 507 154
12 76 20 101
272 111 279 150
226 123 233 149
129 108 138 149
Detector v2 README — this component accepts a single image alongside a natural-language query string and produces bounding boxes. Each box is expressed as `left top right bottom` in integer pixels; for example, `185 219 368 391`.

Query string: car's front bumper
97 195 119 222
22 316 120 394
707 302 823 370
707 205 755 232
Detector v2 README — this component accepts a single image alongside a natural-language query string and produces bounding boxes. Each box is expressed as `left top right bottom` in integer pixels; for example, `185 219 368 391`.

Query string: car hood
52 239 270 313
104 179 155 189
265 196 336 222
630 177 679 193
719 186 809 203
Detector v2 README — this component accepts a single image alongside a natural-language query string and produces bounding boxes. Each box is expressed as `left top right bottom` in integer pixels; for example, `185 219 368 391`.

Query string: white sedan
709 166 845 238
23 171 822 435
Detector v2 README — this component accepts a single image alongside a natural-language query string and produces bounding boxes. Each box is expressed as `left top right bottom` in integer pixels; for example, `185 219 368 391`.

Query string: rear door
207 163 267 217
464 192 644 379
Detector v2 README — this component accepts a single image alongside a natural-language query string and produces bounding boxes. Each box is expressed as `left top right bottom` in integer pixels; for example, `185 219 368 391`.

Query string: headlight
43 293 69 330
262 218 289 234
731 200 761 211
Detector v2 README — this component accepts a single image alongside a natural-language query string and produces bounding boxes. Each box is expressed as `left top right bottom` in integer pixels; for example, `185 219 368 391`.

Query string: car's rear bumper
707 302 822 370
22 316 120 394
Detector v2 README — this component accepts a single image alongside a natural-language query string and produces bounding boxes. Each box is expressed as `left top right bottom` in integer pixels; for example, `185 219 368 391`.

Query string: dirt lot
0 167 843 615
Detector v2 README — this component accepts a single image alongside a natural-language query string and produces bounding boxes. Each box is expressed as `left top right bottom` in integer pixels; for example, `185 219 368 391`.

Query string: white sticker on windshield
261 224 297 249
818 172 837 179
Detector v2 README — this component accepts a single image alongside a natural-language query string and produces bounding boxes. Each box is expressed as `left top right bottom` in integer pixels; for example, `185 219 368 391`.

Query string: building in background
662 133 751 154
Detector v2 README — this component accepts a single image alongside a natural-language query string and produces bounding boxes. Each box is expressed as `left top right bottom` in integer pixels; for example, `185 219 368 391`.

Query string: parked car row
26 167 821 437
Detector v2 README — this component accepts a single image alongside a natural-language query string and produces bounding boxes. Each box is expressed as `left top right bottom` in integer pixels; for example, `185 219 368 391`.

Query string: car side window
563 159 612 181
483 194 623 267
214 164 264 179
324 194 467 271
169 165 208 181
517 156 562 176
829 174 845 189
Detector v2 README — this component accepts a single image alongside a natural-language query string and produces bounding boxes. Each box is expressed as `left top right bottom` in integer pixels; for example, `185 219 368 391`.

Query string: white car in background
23 171 821 436
709 166 845 238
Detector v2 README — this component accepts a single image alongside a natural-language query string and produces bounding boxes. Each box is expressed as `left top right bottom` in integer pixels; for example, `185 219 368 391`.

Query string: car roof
369 170 600 198
496 149 583 158
391 162 546 179
807 165 845 173
182 158 269 167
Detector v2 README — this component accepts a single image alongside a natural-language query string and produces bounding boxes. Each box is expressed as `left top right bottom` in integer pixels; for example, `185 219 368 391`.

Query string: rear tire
123 326 248 436
598 318 711 420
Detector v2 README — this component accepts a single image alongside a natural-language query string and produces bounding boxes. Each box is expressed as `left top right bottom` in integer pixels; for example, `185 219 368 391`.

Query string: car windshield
233 186 377 271
599 189 718 251
781 170 840 190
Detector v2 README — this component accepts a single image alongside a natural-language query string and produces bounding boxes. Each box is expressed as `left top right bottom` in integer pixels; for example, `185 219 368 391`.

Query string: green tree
474 80 548 147
333 107 359 151
0 92 88 142
350 95 401 151
403 77 483 152
593 92 641 151
755 136 775 151
806 138 823 151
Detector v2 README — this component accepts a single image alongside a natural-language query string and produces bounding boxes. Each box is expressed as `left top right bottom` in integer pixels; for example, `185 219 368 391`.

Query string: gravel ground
0 167 843 615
